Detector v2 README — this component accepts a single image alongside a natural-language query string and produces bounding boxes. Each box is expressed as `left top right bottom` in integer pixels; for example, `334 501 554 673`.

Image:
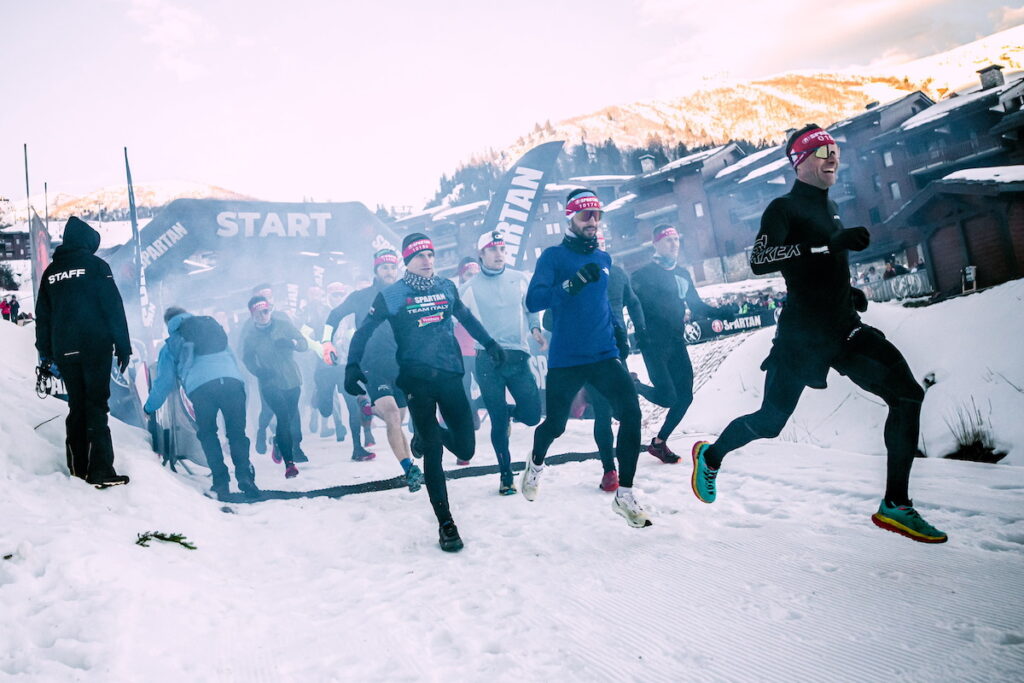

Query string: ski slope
1 283 1023 681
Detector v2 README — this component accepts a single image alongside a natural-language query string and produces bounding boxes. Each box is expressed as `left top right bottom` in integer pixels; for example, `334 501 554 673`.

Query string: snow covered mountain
12 180 257 223
496 24 1024 162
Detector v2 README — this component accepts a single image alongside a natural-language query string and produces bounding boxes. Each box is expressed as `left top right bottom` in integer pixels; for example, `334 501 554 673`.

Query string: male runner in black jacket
35 216 131 487
346 234 504 552
632 224 732 463
691 124 945 544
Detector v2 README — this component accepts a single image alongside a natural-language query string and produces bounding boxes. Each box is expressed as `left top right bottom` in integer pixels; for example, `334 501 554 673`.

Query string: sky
1 0 1022 211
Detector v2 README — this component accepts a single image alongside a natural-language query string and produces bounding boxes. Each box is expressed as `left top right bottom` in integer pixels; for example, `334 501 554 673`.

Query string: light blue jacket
144 313 244 413
459 266 540 354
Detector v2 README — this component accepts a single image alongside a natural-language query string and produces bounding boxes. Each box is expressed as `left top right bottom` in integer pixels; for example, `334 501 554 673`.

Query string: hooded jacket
35 217 131 363
144 313 245 412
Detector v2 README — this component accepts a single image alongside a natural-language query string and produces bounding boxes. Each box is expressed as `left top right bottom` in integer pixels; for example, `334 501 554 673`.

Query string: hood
167 312 192 335
55 216 101 255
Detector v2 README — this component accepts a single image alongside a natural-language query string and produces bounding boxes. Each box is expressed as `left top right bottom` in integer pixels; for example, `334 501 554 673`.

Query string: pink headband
653 227 679 242
249 301 271 312
402 238 434 262
459 261 480 276
565 193 602 218
788 128 836 168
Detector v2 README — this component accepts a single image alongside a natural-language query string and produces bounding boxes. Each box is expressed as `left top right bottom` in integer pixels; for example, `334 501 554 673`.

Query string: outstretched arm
346 293 387 366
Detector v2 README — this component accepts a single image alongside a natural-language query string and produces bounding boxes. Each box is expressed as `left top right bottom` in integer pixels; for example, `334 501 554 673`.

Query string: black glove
344 363 367 396
851 287 869 312
275 337 297 351
828 227 870 253
562 263 602 295
614 325 630 359
116 351 130 374
633 328 649 351
484 340 506 366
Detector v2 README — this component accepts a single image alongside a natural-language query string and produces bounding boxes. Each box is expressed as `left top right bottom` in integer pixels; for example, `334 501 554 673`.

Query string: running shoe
871 500 948 543
612 488 653 528
520 457 544 501
691 441 718 504
648 438 681 464
439 520 464 552
499 471 517 496
405 464 424 492
284 462 299 478
352 449 376 462
599 470 619 492
271 446 282 464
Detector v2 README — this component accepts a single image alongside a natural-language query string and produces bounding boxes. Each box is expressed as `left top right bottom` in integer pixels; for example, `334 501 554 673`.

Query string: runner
589 228 647 492
346 233 505 552
691 124 945 544
631 223 733 462
322 249 424 491
241 295 308 479
459 230 544 495
523 189 652 528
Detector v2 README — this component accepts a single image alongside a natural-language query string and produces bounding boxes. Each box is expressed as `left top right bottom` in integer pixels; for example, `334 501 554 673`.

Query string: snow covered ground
1 283 1023 681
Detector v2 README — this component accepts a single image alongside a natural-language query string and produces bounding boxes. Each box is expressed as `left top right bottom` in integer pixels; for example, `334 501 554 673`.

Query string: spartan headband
373 249 399 269
402 238 434 264
787 128 836 168
653 226 679 243
565 191 602 218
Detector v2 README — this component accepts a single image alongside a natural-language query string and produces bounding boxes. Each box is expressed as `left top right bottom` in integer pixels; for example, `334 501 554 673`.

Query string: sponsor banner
684 309 780 345
480 141 564 267
860 271 933 302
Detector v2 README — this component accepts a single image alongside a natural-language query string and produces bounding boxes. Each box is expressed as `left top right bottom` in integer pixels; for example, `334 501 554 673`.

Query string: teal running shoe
871 500 948 543
691 441 719 504
405 464 424 493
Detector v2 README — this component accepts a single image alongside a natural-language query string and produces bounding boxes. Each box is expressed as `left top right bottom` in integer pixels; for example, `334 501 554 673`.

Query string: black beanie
401 232 434 264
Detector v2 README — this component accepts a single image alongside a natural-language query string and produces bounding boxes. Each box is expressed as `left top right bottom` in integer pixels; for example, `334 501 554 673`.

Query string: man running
590 228 647 492
242 296 308 479
631 223 733 462
322 249 424 491
459 230 544 495
523 189 651 528
346 233 504 552
691 124 945 544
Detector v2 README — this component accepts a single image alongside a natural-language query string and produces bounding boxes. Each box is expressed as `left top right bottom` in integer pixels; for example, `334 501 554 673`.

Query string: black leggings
709 327 924 504
261 386 301 464
636 341 695 441
533 359 641 488
589 386 616 473
476 350 542 475
399 372 476 524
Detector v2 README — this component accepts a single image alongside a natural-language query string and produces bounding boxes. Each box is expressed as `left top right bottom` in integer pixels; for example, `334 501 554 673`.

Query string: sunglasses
813 144 839 159
577 210 603 222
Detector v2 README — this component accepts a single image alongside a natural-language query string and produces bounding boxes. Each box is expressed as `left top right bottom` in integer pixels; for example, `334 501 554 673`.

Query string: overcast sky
2 0 1022 211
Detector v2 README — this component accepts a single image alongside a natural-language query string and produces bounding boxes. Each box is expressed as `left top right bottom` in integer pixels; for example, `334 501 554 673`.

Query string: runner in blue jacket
523 189 652 528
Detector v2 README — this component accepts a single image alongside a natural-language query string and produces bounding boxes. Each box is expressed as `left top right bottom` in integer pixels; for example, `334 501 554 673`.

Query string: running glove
828 227 871 253
116 351 130 374
344 363 367 396
484 340 506 366
851 287 869 312
322 341 338 365
562 263 602 295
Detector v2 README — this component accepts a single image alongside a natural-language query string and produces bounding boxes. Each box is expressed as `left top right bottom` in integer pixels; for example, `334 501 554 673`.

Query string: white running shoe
520 458 544 501
613 488 653 528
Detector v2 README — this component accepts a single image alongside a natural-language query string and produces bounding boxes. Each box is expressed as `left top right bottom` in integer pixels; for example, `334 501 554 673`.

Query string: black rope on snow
216 451 603 504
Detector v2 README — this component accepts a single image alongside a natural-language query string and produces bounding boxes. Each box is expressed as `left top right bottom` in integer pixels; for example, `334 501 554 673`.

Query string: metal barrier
860 271 934 302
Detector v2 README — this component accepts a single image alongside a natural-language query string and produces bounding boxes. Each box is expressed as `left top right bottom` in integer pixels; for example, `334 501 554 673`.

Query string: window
542 202 549 214
889 182 901 201
869 207 881 224
883 151 894 167
694 201 704 218
872 174 881 191
546 222 561 235
534 247 542 258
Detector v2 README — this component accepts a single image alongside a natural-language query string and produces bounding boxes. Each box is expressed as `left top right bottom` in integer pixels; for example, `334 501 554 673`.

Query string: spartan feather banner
480 141 563 267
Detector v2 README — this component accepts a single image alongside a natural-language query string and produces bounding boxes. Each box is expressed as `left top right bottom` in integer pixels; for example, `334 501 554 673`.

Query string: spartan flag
481 141 563 267
29 208 51 301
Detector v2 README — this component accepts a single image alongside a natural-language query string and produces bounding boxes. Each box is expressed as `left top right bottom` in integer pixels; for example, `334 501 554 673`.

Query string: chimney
865 101 879 110
978 64 1005 91
639 154 656 174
